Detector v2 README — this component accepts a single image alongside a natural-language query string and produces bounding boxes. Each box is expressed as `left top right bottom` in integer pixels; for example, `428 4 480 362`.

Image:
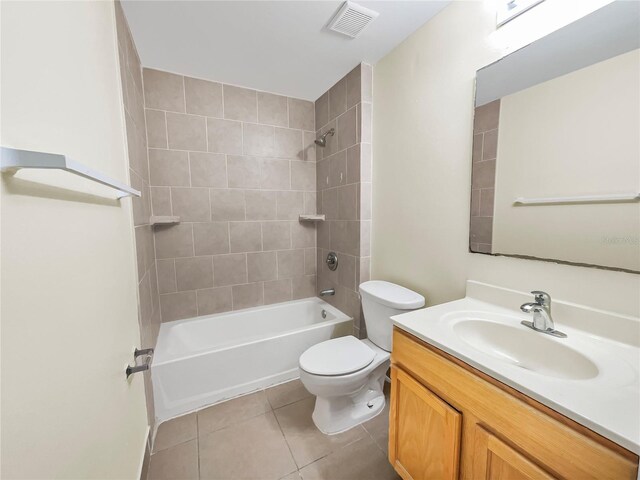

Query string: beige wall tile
479 188 495 217
149 149 190 186
360 221 370 256
232 282 264 310
303 192 317 215
337 106 357 151
277 249 305 279
224 85 257 122
155 224 194 259
361 63 372 103
315 92 329 130
470 216 493 244
276 191 304 220
360 143 372 182
316 159 329 191
473 99 500 133
274 127 304 160
471 159 496 189
288 98 314 131
143 68 185 112
207 118 242 154
189 152 227 188
213 253 247 287
230 222 262 252
346 145 360 184
157 259 177 294
329 77 347 121
321 188 337 220
130 173 147 226
359 102 372 143
171 187 210 222
357 257 370 286
260 158 290 190
196 286 233 315
193 222 230 255
264 279 292 305
245 191 277 220
243 123 275 157
470 188 480 217
482 129 498 160
211 189 245 221
247 251 277 282
316 222 330 249
258 92 288 127
359 182 372 220
175 256 213 291
472 133 483 163
304 248 316 275
337 184 357 220
145 109 167 148
262 221 291 251
328 150 347 187
291 222 316 248
185 77 223 117
160 291 197 322
292 275 316 299
303 131 316 162
346 65 361 109
166 112 207 151
291 161 315 191
338 254 356 290
227 156 261 188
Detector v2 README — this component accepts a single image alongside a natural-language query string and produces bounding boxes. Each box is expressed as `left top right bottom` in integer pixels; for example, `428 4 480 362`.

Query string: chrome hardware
125 347 154 378
326 251 338 271
314 128 335 147
320 288 335 297
321 309 328 318
520 291 567 338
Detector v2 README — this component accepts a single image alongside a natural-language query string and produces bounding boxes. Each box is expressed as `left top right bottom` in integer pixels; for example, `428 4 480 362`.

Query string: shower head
314 128 335 147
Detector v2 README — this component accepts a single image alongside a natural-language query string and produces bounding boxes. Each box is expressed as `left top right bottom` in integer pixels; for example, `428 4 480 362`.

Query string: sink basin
453 320 599 380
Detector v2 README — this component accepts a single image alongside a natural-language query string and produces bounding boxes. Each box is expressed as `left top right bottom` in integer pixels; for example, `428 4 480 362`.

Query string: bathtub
152 297 352 422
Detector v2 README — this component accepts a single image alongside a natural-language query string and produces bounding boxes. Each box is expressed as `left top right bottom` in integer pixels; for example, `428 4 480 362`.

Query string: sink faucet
319 288 335 297
520 291 566 338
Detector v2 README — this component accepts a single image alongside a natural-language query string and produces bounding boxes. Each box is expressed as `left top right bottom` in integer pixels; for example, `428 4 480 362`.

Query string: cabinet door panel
473 426 556 480
389 366 461 480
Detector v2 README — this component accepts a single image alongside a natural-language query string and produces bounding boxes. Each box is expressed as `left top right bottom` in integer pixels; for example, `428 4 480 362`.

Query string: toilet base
311 376 386 435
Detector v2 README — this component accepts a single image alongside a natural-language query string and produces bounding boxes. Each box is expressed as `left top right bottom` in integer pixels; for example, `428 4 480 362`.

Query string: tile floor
148 379 399 480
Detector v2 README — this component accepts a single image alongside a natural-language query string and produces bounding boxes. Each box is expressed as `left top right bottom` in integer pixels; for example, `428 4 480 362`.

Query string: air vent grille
328 1 379 39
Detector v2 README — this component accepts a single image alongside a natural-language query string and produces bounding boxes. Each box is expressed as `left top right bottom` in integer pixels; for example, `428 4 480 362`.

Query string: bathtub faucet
319 288 335 297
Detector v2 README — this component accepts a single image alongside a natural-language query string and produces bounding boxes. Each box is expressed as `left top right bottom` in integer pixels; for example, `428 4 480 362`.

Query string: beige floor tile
279 472 302 480
266 379 313 409
148 439 199 480
199 411 297 479
363 396 391 454
274 397 367 468
197 390 271 436
298 436 400 480
153 412 197 453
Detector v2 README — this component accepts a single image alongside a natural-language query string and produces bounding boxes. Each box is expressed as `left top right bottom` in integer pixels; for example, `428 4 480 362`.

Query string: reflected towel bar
513 193 640 206
1 146 141 199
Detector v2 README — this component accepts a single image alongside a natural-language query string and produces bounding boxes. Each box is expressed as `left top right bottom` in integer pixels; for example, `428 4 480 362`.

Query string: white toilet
299 280 425 434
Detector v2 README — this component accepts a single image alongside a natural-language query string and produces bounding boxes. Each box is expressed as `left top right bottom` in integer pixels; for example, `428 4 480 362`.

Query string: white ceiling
121 1 450 101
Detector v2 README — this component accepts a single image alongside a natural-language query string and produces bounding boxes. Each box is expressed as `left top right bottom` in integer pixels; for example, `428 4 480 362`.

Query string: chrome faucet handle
531 291 551 309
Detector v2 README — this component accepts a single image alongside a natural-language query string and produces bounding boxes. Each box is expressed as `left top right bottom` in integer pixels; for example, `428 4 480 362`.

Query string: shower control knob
326 252 338 271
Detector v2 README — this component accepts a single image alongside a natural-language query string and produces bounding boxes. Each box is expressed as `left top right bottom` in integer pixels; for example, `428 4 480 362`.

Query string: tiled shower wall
315 64 373 338
115 2 160 430
142 68 318 321
470 99 499 253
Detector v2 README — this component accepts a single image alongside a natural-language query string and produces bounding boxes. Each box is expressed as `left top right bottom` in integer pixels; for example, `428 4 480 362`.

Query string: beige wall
493 49 640 271
315 64 373 338
1 1 148 478
142 69 318 321
372 1 640 316
115 1 160 434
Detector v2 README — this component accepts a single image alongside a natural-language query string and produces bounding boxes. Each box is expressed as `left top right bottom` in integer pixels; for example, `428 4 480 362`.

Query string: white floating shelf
513 193 640 206
299 214 326 222
150 216 180 226
1 146 141 199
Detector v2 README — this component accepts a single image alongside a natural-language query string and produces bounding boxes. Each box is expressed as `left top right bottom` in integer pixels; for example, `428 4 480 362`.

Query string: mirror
470 1 640 273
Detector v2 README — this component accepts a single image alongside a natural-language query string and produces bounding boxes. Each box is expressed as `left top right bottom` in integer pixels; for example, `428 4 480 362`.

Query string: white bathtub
152 297 353 422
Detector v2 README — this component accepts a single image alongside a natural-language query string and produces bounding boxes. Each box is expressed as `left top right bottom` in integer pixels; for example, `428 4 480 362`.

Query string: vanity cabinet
389 328 639 480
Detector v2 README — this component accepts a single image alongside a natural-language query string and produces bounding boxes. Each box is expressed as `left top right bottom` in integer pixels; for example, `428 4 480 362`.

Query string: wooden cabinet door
389 366 462 480
472 426 556 480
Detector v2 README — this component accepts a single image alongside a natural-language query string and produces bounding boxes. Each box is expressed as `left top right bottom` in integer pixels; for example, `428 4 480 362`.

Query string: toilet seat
299 336 375 376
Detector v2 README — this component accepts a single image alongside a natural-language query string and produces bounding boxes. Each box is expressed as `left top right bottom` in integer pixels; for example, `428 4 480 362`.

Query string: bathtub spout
319 289 335 297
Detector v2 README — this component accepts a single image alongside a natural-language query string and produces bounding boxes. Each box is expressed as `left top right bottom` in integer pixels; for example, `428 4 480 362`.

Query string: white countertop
392 297 640 454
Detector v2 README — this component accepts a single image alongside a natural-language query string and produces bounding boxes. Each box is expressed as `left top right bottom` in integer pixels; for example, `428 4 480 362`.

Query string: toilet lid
299 336 375 376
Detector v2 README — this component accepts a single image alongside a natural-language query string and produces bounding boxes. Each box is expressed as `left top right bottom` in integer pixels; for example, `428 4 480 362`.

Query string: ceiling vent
327 1 379 39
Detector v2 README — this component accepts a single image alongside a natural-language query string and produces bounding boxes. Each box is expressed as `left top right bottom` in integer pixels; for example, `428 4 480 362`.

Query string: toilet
299 280 425 434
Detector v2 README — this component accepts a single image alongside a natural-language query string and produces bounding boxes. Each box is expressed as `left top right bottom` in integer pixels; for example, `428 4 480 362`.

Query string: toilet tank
359 281 425 351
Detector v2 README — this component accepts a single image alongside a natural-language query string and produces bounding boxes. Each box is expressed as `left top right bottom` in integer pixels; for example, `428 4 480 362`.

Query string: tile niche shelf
298 214 325 222
150 216 180 226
